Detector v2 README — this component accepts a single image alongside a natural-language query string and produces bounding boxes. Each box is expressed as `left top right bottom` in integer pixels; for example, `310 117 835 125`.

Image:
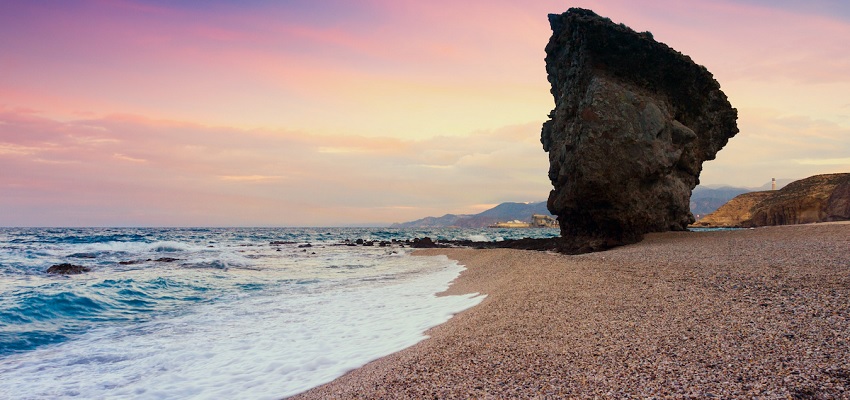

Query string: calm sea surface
0 227 558 399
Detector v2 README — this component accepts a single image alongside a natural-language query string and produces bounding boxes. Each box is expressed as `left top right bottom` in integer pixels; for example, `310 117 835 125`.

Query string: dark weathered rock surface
46 263 90 274
541 8 738 245
410 237 439 248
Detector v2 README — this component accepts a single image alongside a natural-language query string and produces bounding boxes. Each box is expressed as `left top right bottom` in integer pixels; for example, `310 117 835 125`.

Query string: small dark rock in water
270 241 295 245
154 257 180 263
118 260 142 265
411 237 439 248
363 241 374 247
298 243 313 248
355 239 364 245
46 263 90 274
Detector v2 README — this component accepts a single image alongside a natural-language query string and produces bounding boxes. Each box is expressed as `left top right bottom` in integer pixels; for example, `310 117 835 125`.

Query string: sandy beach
292 223 850 399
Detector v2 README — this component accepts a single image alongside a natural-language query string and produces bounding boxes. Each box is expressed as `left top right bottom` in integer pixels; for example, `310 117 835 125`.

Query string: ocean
0 227 559 399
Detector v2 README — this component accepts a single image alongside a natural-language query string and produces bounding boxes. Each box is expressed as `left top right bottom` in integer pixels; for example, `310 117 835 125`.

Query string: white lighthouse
772 177 776 190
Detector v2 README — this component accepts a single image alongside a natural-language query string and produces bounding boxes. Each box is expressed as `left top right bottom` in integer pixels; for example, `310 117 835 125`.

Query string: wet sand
292 223 850 398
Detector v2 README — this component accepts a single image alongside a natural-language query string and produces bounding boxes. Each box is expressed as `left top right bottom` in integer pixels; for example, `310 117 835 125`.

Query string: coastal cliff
541 9 738 246
695 173 850 227
692 191 774 227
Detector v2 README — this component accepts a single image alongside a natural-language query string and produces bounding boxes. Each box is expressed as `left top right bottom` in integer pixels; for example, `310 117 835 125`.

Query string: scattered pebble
293 223 850 399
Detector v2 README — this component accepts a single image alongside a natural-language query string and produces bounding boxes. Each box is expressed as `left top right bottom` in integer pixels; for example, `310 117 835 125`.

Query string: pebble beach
292 223 850 399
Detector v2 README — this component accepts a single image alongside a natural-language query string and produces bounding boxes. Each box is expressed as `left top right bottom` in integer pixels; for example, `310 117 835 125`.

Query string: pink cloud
2 1 849 225
0 0 556 134
0 110 552 226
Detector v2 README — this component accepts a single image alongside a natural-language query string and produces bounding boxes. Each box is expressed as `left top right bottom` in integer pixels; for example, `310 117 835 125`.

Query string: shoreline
291 223 850 398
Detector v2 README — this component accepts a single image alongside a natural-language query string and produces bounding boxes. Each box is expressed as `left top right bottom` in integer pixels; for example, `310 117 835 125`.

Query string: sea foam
0 253 483 400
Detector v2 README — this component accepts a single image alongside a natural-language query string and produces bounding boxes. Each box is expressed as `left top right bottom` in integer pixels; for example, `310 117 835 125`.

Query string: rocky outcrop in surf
695 173 850 227
541 8 739 247
46 263 90 274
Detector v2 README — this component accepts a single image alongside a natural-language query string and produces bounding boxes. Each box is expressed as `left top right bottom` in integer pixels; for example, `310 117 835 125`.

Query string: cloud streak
0 109 550 226
701 109 850 186
794 158 850 166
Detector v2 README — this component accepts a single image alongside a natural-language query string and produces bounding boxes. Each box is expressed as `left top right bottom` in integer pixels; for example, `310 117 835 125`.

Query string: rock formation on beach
541 8 739 246
695 173 850 227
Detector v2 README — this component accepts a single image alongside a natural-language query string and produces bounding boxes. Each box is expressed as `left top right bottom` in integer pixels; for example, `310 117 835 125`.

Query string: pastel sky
2 0 849 226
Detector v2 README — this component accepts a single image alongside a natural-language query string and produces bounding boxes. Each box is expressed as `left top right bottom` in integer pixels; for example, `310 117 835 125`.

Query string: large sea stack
542 9 739 246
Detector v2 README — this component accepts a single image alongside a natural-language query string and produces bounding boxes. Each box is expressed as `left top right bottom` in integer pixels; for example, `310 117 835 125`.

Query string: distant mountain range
389 202 551 228
690 186 752 218
392 180 791 228
690 179 792 218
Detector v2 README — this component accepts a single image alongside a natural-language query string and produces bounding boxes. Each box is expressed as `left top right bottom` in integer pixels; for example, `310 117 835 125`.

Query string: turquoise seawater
0 227 558 399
